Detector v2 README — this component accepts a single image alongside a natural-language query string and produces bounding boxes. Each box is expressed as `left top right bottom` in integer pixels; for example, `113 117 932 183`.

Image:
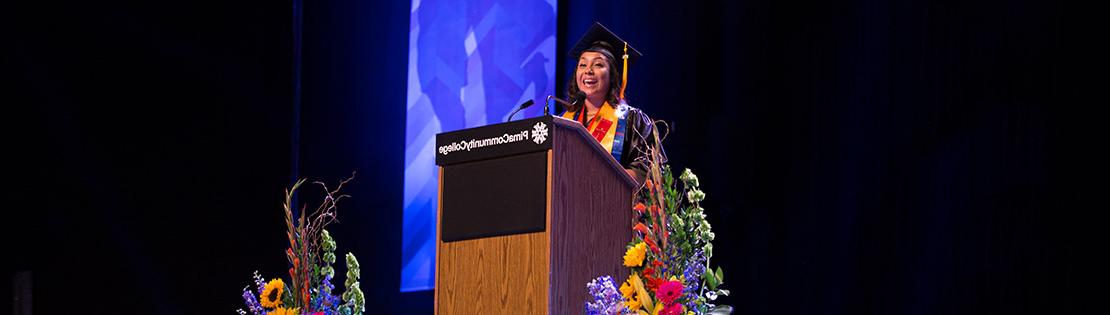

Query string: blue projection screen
401 0 557 292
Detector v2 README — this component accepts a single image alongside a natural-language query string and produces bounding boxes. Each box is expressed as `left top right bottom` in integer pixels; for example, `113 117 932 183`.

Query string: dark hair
564 41 624 113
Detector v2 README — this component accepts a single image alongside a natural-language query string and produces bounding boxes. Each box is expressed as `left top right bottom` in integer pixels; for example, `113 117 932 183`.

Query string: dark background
7 0 1065 314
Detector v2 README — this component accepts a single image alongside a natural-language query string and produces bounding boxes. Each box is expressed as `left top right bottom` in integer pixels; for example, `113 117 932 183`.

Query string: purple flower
683 250 707 290
253 271 267 296
241 286 264 315
683 250 708 314
310 281 342 315
585 276 632 315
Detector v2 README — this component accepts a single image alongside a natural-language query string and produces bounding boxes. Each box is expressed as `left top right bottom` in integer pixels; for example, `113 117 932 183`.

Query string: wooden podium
434 115 636 314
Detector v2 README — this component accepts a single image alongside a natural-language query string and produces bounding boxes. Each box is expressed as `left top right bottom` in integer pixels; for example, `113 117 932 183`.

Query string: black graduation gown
561 104 668 178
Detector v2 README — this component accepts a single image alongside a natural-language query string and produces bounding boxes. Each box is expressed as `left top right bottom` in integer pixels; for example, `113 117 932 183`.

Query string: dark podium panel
435 116 637 314
440 150 547 242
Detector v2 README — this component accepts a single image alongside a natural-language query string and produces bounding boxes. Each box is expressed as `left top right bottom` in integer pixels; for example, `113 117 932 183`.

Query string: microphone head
571 92 585 105
520 99 535 109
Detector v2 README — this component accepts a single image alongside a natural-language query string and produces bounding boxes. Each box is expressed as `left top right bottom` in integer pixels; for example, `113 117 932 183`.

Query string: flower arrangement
587 164 731 315
238 175 366 315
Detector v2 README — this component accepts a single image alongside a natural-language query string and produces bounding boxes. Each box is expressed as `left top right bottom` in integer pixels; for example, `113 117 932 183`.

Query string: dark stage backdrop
8 0 1064 314
558 0 1066 313
8 0 296 314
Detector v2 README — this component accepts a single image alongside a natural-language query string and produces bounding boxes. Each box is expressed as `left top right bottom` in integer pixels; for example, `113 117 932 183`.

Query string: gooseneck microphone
506 99 535 122
545 95 578 116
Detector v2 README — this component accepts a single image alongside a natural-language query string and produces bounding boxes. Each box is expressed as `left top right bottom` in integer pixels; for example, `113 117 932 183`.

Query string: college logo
532 122 548 144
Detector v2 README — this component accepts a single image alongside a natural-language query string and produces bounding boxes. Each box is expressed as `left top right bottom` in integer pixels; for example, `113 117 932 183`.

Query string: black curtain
9 0 1064 313
9 0 295 313
559 0 1065 313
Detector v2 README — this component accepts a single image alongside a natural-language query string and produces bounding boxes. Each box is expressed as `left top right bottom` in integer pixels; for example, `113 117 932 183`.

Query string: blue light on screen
401 0 557 292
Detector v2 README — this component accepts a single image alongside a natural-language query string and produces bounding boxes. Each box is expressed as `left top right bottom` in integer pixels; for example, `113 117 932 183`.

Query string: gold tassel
620 41 629 100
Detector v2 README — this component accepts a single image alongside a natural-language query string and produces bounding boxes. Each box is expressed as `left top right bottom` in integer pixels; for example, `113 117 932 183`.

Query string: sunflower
266 307 299 315
623 242 647 267
626 295 643 311
619 279 635 300
259 278 285 308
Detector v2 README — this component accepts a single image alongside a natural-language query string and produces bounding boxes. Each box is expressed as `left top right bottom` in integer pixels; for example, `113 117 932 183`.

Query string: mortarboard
568 22 642 100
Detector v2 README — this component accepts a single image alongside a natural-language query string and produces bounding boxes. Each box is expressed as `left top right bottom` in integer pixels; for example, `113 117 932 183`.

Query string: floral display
238 176 366 315
587 165 730 315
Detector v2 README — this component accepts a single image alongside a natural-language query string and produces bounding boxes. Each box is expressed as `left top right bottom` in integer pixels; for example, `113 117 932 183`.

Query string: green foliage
650 167 730 306
342 253 365 314
320 230 337 280
282 283 295 308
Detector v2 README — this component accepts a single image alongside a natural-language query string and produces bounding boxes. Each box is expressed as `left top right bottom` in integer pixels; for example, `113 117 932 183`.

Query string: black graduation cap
568 22 643 66
569 22 642 100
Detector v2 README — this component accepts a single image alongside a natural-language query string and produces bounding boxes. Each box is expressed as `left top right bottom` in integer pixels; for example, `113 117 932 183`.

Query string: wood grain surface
549 118 634 314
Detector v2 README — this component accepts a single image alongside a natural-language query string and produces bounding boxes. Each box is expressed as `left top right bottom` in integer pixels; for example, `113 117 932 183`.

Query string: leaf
715 267 725 285
704 268 719 291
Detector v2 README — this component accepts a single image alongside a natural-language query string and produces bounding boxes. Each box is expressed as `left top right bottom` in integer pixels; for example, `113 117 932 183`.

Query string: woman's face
576 51 611 102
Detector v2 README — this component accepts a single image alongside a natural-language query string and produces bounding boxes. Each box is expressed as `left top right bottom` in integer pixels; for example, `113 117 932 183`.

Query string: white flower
687 189 706 203
680 168 700 187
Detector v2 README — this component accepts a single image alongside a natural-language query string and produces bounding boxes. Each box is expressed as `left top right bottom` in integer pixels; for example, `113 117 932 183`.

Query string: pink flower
655 280 683 305
660 302 685 315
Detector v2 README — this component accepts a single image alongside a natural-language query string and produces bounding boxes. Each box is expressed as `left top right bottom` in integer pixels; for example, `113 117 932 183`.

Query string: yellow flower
620 279 635 299
651 302 664 315
629 273 654 312
626 294 643 311
266 307 299 315
260 278 285 309
623 242 648 267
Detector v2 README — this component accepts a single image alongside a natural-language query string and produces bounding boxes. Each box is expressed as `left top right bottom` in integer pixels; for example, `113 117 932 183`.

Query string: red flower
633 223 651 236
656 280 684 305
652 260 663 267
646 277 665 292
644 237 661 255
633 203 647 213
643 266 656 278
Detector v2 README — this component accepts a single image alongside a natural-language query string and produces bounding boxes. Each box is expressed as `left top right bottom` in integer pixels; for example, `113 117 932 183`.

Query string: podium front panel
440 151 548 242
435 117 635 315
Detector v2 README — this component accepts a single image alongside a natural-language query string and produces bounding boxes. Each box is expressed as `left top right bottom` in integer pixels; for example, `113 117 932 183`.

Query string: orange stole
562 102 620 155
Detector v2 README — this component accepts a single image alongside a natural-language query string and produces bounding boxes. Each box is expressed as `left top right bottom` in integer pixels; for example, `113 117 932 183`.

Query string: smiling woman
562 23 666 183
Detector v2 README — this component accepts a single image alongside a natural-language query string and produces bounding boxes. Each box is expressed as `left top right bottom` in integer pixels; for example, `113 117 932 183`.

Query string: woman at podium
561 22 666 183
